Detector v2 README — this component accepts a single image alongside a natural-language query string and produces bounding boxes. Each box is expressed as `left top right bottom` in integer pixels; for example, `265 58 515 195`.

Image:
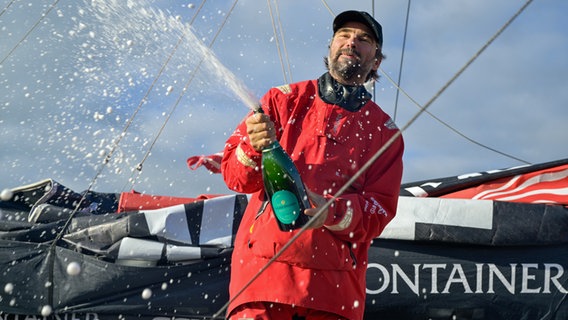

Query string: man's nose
346 35 358 47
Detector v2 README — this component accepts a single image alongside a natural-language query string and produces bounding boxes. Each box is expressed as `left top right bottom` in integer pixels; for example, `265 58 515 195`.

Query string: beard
329 48 369 83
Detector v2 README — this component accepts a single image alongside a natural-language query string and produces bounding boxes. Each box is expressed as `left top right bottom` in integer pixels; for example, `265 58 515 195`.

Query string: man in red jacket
222 10 404 320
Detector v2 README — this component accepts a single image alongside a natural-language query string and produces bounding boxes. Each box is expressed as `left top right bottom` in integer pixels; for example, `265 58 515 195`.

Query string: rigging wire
47 4 223 303
319 0 334 17
322 1 524 165
386 0 527 164
382 0 527 164
381 0 534 165
371 0 376 100
212 0 535 317
273 0 293 83
119 0 208 191
380 69 530 165
47 1 226 302
392 0 411 121
0 0 60 66
0 0 207 194
0 0 64 307
0 0 16 18
127 0 241 189
266 0 289 83
51 0 210 250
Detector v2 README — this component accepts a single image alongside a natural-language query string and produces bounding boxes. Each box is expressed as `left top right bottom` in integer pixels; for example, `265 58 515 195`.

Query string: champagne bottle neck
262 140 281 152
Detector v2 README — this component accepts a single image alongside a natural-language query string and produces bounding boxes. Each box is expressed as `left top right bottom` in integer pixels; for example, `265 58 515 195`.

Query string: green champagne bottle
257 109 312 231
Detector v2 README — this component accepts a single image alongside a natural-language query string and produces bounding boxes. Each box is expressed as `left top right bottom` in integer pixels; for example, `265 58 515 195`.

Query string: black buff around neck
317 72 372 112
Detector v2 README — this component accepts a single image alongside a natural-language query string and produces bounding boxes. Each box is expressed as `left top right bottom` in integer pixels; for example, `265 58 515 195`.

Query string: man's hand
246 112 276 151
304 189 330 229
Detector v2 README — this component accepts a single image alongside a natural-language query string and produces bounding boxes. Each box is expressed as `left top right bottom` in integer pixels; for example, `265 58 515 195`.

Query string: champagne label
271 190 300 224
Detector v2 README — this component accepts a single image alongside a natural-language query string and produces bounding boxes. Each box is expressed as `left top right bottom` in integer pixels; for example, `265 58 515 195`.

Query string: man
221 10 404 320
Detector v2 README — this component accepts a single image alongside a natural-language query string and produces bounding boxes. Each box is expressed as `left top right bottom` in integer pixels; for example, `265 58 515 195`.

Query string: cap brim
333 10 383 46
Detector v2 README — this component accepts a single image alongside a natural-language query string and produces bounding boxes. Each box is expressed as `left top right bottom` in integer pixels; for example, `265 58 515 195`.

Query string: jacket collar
317 72 372 112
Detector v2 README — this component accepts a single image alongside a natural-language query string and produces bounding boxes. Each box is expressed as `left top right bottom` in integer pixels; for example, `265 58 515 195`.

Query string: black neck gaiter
318 72 372 112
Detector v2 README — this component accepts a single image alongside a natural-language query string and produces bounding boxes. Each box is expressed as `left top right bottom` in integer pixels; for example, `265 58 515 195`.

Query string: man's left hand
304 190 330 229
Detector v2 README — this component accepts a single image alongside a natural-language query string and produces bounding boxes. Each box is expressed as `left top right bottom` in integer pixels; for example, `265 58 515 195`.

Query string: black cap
333 10 383 47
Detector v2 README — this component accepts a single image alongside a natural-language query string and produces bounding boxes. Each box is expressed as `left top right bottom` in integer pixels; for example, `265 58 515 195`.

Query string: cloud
1 0 567 196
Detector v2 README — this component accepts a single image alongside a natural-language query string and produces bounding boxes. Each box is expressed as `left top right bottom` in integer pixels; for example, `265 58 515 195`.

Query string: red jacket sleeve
220 111 265 194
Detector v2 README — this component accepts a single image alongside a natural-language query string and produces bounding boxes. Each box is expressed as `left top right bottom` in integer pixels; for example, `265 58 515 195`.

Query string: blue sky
1 0 567 197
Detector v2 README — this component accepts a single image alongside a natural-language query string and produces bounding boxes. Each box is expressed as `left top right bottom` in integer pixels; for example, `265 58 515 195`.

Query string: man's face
328 21 381 85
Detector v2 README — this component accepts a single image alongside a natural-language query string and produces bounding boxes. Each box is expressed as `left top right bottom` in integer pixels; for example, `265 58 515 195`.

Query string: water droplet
0 189 13 201
41 305 53 316
142 288 152 300
66 261 81 276
4 283 14 294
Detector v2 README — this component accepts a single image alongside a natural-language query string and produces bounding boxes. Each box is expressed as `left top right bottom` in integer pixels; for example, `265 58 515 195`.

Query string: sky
1 0 567 198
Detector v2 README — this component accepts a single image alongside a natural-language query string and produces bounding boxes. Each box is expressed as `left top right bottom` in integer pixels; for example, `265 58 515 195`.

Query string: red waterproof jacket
222 78 404 319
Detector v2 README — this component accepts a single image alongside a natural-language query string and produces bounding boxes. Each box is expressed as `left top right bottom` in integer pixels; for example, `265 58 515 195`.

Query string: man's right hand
246 112 276 151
